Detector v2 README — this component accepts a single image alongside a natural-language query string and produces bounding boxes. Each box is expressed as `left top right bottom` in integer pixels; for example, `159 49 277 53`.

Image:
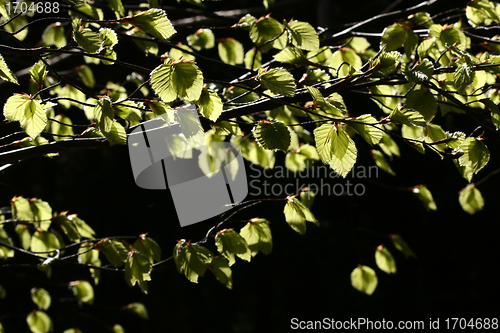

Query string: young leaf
348 114 383 145
30 230 61 254
249 16 287 52
329 48 362 77
244 48 262 70
403 58 434 82
287 20 319 52
42 23 67 48
458 137 490 173
371 150 396 176
173 240 213 283
197 88 222 122
15 225 31 250
378 133 400 158
381 23 413 52
215 229 251 265
125 250 152 293
454 62 475 94
390 234 417 258
351 265 378 295
0 54 18 85
31 288 51 311
252 120 291 151
412 185 437 211
0 227 14 259
133 234 161 264
283 196 318 235
209 256 233 289
405 89 437 123
4 94 47 139
102 122 127 145
121 9 176 40
314 124 357 177
187 28 214 51
257 67 295 97
374 51 401 76
389 106 427 128
240 218 272 257
69 280 94 305
96 239 129 268
459 184 484 214
51 114 74 141
72 19 101 54
123 303 149 320
375 245 396 274
109 0 125 17
218 38 244 65
93 97 114 133
26 311 53 333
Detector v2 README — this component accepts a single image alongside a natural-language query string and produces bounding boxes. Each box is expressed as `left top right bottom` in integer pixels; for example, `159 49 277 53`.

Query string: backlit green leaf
97 239 129 268
42 23 67 48
459 184 484 214
215 229 251 265
218 38 244 65
284 196 318 235
210 256 233 289
124 302 149 320
403 58 434 82
389 106 427 127
133 234 161 264
348 114 383 145
287 20 319 52
173 240 213 283
51 114 74 141
454 62 475 94
371 149 395 176
240 218 272 257
351 265 378 295
0 227 14 259
458 137 490 173
26 311 53 333
0 53 18 85
412 185 437 211
249 16 287 52
405 89 437 123
121 9 176 40
257 67 295 97
375 245 396 274
198 88 222 122
187 28 214 51
72 19 101 54
4 94 46 139
253 120 291 151
102 122 127 146
329 48 362 77
125 250 152 293
390 234 417 258
30 231 61 254
314 124 357 177
244 48 262 70
69 280 94 305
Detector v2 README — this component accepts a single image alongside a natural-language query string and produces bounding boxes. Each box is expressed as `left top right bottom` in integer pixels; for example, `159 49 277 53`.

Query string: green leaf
102 122 127 145
287 20 319 52
378 133 400 157
112 324 124 333
375 51 401 76
233 14 256 30
454 62 475 94
401 124 425 154
314 124 357 177
210 256 233 289
69 280 94 305
169 43 194 61
240 218 272 257
97 239 129 268
252 120 291 151
215 229 251 265
273 46 308 65
389 106 427 127
42 23 67 48
72 19 101 54
109 0 125 17
187 28 214 51
417 38 435 59
381 23 413 52
93 97 114 133
31 230 61 255
151 59 204 102
257 67 295 97
218 38 244 65
125 250 152 293
26 311 53 333
305 86 344 117
197 88 222 122
284 196 318 235
351 265 378 295
249 16 287 52
459 184 484 214
121 9 176 40
244 48 262 70
0 227 14 259
480 98 500 130
458 137 490 173
390 234 417 258
371 149 395 176
412 185 437 211
375 245 396 274
124 302 149 320
348 114 383 145
175 106 205 147
51 114 74 141
133 234 161 264
329 48 362 77
11 196 34 221
285 144 319 172
403 58 434 82
4 94 46 139
15 224 31 250
405 89 437 123
78 243 100 265
0 53 18 85
0 0 8 18
173 240 213 283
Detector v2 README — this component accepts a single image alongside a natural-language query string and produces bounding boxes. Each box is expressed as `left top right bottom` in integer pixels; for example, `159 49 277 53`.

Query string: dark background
1 0 499 332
